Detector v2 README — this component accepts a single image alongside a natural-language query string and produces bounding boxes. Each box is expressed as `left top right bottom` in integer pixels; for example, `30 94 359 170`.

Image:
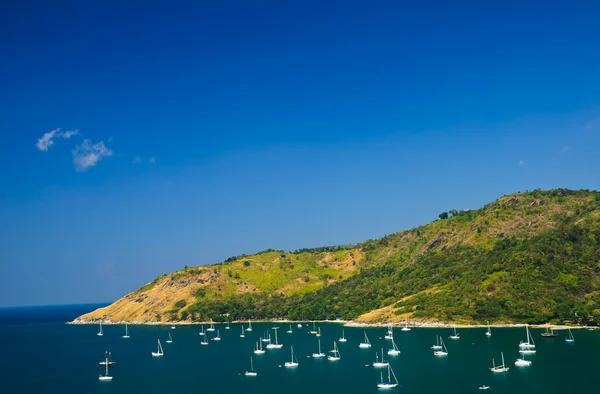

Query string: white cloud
148 156 156 164
36 128 79 151
72 139 113 171
518 160 526 166
562 145 570 152
133 155 143 164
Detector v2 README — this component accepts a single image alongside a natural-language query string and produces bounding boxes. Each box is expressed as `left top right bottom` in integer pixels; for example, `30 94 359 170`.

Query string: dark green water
1 306 598 393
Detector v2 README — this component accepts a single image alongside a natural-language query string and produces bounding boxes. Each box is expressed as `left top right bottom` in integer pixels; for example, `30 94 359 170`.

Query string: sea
0 304 598 393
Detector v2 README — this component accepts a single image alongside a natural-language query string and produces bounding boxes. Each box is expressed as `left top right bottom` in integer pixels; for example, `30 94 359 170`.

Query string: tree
439 212 449 220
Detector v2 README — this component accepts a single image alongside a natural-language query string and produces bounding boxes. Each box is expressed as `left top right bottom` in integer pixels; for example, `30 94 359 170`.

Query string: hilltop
76 189 600 325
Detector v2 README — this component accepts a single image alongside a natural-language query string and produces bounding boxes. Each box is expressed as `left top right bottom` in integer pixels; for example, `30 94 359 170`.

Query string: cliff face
77 189 600 325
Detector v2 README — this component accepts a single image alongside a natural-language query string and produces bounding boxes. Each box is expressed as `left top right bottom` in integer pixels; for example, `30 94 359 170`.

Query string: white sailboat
99 350 116 366
565 328 575 343
359 331 372 348
431 336 442 350
166 332 173 344
316 327 322 337
287 324 293 334
207 320 215 332
171 325 176 329
310 321 318 335
312 338 326 358
200 332 208 345
246 320 253 332
384 325 393 340
490 352 509 372
97 322 103 336
519 325 536 353
297 323 302 328
245 356 257 376
261 331 270 342
327 341 341 361
339 329 347 343
284 345 299 367
377 364 399 389
240 325 245 338
98 354 113 381
151 339 164 357
254 340 265 354
199 325 205 335
433 336 448 356
225 321 230 330
387 337 400 355
515 352 532 367
211 329 221 341
266 327 282 348
122 324 130 339
373 348 389 367
449 325 460 339
401 319 411 332
485 321 492 337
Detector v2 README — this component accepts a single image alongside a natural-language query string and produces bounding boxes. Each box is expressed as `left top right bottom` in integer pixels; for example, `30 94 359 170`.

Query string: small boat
312 338 325 358
166 332 173 344
431 336 442 350
541 326 559 338
171 325 176 330
206 320 215 332
449 325 459 339
199 325 205 336
359 331 372 348
479 386 490 390
151 339 164 357
266 327 283 349
327 341 341 361
490 352 509 373
373 348 389 368
200 332 208 345
387 337 400 356
339 329 347 343
515 352 532 367
519 325 536 348
245 356 257 376
486 321 492 337
98 354 113 381
384 325 393 340
254 340 265 354
297 323 302 328
287 324 293 334
240 325 245 338
565 328 575 343
376 364 399 389
122 324 130 339
434 336 448 356
97 322 103 337
225 321 230 330
99 351 116 366
284 345 299 367
309 322 318 335
316 327 322 337
211 329 221 341
246 320 253 332
401 319 411 332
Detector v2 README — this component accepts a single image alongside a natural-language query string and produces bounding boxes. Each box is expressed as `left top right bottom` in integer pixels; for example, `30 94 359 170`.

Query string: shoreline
68 318 596 330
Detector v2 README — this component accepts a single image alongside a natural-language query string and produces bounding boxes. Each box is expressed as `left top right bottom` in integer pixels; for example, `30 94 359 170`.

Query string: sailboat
245 356 257 376
225 321 230 330
449 325 460 339
339 329 347 343
97 322 103 336
246 320 253 332
99 350 116 366
199 325 205 335
297 323 302 328
373 348 389 367
171 325 176 329
266 327 282 348
519 325 536 353
401 319 411 332
327 341 341 361
486 321 492 337
211 329 221 341
254 340 265 354
310 322 318 335
262 331 270 342
286 324 293 334
312 338 326 358
431 336 442 350
316 327 322 337
565 328 575 343
151 339 164 357
207 320 215 332
541 326 558 337
359 331 372 348
98 354 113 381
200 332 209 345
490 352 509 372
122 324 130 339
515 352 532 367
284 345 299 367
240 325 245 338
433 336 448 356
387 337 400 356
377 364 399 389
385 325 394 340
166 332 173 344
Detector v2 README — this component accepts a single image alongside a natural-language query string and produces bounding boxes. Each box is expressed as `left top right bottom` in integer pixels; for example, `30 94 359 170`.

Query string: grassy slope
78 188 600 325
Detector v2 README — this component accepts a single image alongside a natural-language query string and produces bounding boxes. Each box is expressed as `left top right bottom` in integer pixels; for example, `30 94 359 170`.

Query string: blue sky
1 0 600 307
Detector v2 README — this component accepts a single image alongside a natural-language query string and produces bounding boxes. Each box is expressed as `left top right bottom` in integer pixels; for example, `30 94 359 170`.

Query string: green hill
77 188 600 325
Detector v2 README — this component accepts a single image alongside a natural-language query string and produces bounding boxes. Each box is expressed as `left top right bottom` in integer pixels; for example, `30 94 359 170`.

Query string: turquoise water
1 305 598 393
